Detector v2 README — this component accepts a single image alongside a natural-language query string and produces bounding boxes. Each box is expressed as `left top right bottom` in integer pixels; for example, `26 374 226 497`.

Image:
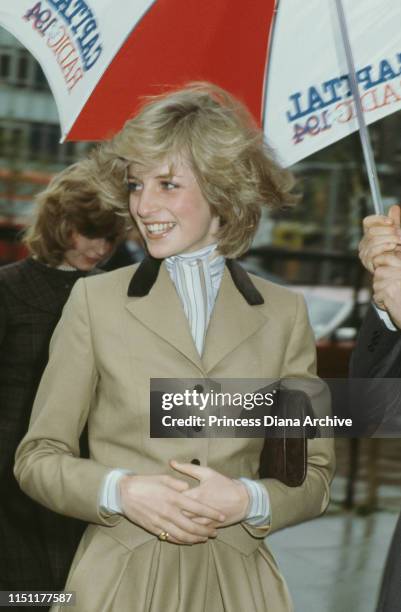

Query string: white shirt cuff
99 468 133 514
373 303 398 332
238 477 270 526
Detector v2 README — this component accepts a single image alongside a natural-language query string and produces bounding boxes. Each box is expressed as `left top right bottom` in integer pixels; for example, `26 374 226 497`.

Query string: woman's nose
94 239 111 256
135 185 160 218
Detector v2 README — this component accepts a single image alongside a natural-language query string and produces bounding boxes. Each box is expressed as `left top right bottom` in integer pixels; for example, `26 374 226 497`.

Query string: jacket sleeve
350 305 401 378
14 278 121 527
245 293 335 538
0 281 7 347
348 306 401 434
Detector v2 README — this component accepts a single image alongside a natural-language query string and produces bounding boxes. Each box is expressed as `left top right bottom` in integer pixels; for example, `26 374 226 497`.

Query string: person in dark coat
101 227 145 271
0 159 125 607
350 204 401 612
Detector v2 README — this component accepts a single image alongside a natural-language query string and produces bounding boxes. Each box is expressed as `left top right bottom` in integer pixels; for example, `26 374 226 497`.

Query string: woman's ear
211 215 220 234
65 229 77 249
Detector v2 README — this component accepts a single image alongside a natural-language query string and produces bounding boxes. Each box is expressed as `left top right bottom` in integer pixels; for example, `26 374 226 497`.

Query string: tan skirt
53 522 293 612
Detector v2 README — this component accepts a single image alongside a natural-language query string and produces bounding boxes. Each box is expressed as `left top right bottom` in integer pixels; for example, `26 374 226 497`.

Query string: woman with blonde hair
15 84 334 612
0 159 125 605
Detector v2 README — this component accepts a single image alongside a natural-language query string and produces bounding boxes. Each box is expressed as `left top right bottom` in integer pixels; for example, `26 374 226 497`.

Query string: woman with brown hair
0 159 125 603
15 84 334 612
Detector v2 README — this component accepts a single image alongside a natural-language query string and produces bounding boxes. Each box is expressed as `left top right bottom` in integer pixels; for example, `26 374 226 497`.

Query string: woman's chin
145 240 180 259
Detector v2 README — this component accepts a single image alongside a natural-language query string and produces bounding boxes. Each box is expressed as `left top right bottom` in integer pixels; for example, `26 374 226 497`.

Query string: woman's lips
85 256 103 265
143 222 176 239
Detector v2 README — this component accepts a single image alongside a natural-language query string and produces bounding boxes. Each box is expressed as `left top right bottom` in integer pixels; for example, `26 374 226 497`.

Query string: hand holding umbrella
359 205 401 274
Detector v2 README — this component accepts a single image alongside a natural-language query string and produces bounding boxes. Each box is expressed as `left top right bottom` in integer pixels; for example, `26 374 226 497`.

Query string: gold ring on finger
158 531 169 541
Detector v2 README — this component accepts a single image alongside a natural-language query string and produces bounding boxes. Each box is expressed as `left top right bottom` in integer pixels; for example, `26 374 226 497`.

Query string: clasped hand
119 461 249 545
359 204 401 329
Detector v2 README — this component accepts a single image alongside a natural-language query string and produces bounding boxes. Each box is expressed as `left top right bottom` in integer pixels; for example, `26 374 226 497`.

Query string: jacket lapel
202 266 268 372
125 262 203 372
125 256 268 374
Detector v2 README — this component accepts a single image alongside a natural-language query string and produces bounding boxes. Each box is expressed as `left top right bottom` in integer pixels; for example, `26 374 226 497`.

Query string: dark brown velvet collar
127 257 264 306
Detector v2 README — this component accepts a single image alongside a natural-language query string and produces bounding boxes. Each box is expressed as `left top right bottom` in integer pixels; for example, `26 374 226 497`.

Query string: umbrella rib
334 0 383 215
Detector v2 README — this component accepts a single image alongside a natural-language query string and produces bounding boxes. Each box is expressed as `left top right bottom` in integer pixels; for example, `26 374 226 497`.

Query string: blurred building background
0 27 89 261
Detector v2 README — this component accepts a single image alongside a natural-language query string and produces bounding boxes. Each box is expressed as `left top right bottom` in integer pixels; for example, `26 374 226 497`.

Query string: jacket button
191 458 200 465
193 424 203 432
193 384 204 393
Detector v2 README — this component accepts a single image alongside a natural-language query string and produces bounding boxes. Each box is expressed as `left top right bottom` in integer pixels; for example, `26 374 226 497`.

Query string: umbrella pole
334 0 384 215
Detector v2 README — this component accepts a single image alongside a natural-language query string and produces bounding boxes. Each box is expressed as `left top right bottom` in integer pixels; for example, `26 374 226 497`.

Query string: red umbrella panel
0 0 276 141
68 0 276 141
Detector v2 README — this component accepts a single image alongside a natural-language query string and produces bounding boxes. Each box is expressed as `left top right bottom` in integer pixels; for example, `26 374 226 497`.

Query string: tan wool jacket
14 259 335 612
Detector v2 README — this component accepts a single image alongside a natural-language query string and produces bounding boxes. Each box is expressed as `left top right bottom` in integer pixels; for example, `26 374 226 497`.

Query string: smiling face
127 158 219 259
62 232 114 270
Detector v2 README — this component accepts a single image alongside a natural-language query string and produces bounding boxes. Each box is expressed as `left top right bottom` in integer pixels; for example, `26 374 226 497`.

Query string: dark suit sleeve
0 282 7 347
350 306 401 378
349 306 401 434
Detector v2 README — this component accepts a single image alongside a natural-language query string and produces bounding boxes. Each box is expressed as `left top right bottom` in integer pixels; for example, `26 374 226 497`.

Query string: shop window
33 62 48 90
0 53 11 79
14 51 32 87
0 127 5 156
28 124 42 157
47 125 60 158
17 54 28 81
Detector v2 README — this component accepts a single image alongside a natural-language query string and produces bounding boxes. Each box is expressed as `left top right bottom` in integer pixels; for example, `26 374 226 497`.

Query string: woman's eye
127 182 141 192
161 181 177 190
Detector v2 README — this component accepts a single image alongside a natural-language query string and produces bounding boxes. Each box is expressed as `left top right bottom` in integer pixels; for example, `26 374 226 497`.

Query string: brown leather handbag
259 387 317 487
